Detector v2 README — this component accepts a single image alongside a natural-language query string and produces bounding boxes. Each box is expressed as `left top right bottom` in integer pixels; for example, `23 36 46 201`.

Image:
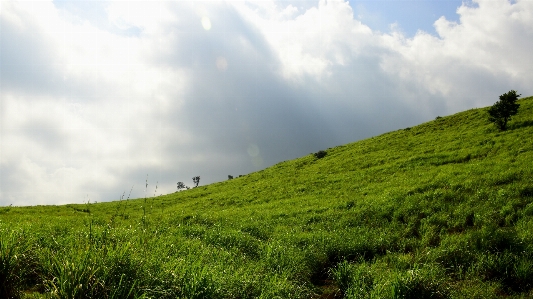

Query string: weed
390 269 449 299
42 249 101 299
0 231 35 299
332 261 373 298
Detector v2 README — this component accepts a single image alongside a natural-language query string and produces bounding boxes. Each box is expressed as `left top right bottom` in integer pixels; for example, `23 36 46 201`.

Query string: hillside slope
1 96 533 298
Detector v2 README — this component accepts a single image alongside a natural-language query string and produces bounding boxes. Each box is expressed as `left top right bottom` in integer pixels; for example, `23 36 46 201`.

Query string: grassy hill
2 96 533 298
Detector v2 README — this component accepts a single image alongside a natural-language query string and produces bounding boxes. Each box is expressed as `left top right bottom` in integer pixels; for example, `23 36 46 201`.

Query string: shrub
488 90 520 131
314 150 327 159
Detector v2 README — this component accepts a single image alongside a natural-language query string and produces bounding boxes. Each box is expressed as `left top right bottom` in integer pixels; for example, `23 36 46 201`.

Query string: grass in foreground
1 96 533 298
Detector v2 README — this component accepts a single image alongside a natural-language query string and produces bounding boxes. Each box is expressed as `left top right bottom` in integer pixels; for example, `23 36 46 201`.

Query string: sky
1 0 532 206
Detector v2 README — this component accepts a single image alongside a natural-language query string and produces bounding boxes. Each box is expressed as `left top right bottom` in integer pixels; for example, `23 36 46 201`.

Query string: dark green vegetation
488 90 521 131
1 96 533 298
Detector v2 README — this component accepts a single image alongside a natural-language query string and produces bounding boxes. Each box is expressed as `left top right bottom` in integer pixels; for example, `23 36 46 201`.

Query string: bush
314 150 327 159
488 90 520 131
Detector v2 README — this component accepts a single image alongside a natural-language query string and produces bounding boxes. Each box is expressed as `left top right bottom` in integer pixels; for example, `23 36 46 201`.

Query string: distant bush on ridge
314 150 327 159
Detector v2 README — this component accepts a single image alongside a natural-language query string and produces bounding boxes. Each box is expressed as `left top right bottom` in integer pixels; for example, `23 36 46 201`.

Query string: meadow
1 96 533 298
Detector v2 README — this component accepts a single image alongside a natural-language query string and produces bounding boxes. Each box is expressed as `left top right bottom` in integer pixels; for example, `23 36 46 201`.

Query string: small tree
177 182 187 191
488 90 521 131
192 176 200 188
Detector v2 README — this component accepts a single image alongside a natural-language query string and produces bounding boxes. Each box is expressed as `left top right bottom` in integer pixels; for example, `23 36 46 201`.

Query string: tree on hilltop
177 182 187 191
488 90 521 131
192 176 200 188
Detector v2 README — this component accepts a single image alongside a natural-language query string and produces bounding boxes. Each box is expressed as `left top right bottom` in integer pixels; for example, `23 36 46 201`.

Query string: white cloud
1 0 532 206
0 1 189 204
235 0 375 80
105 1 177 34
378 0 533 111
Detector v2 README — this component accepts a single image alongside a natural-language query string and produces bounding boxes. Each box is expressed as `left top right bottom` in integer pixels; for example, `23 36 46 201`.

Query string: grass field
1 96 533 298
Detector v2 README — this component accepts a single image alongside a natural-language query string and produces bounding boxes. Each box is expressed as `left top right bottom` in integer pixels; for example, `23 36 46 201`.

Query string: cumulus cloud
1 0 532 206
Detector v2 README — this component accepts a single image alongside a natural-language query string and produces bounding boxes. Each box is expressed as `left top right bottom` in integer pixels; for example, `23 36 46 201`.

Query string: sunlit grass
1 96 533 298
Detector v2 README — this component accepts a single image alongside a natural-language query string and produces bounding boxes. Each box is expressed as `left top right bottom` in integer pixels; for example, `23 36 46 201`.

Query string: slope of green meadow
1 97 533 298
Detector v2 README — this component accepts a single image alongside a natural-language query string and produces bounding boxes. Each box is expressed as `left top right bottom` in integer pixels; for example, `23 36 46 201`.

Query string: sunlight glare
201 16 211 30
247 144 259 157
216 56 228 71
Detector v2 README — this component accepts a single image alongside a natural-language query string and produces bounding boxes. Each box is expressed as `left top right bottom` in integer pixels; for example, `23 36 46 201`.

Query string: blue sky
53 0 465 37
1 0 532 206
351 0 463 36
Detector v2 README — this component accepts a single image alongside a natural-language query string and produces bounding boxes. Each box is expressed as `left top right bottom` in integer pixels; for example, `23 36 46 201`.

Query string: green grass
1 96 533 298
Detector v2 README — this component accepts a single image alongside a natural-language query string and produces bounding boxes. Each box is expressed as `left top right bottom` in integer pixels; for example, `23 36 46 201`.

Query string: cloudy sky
1 0 532 206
